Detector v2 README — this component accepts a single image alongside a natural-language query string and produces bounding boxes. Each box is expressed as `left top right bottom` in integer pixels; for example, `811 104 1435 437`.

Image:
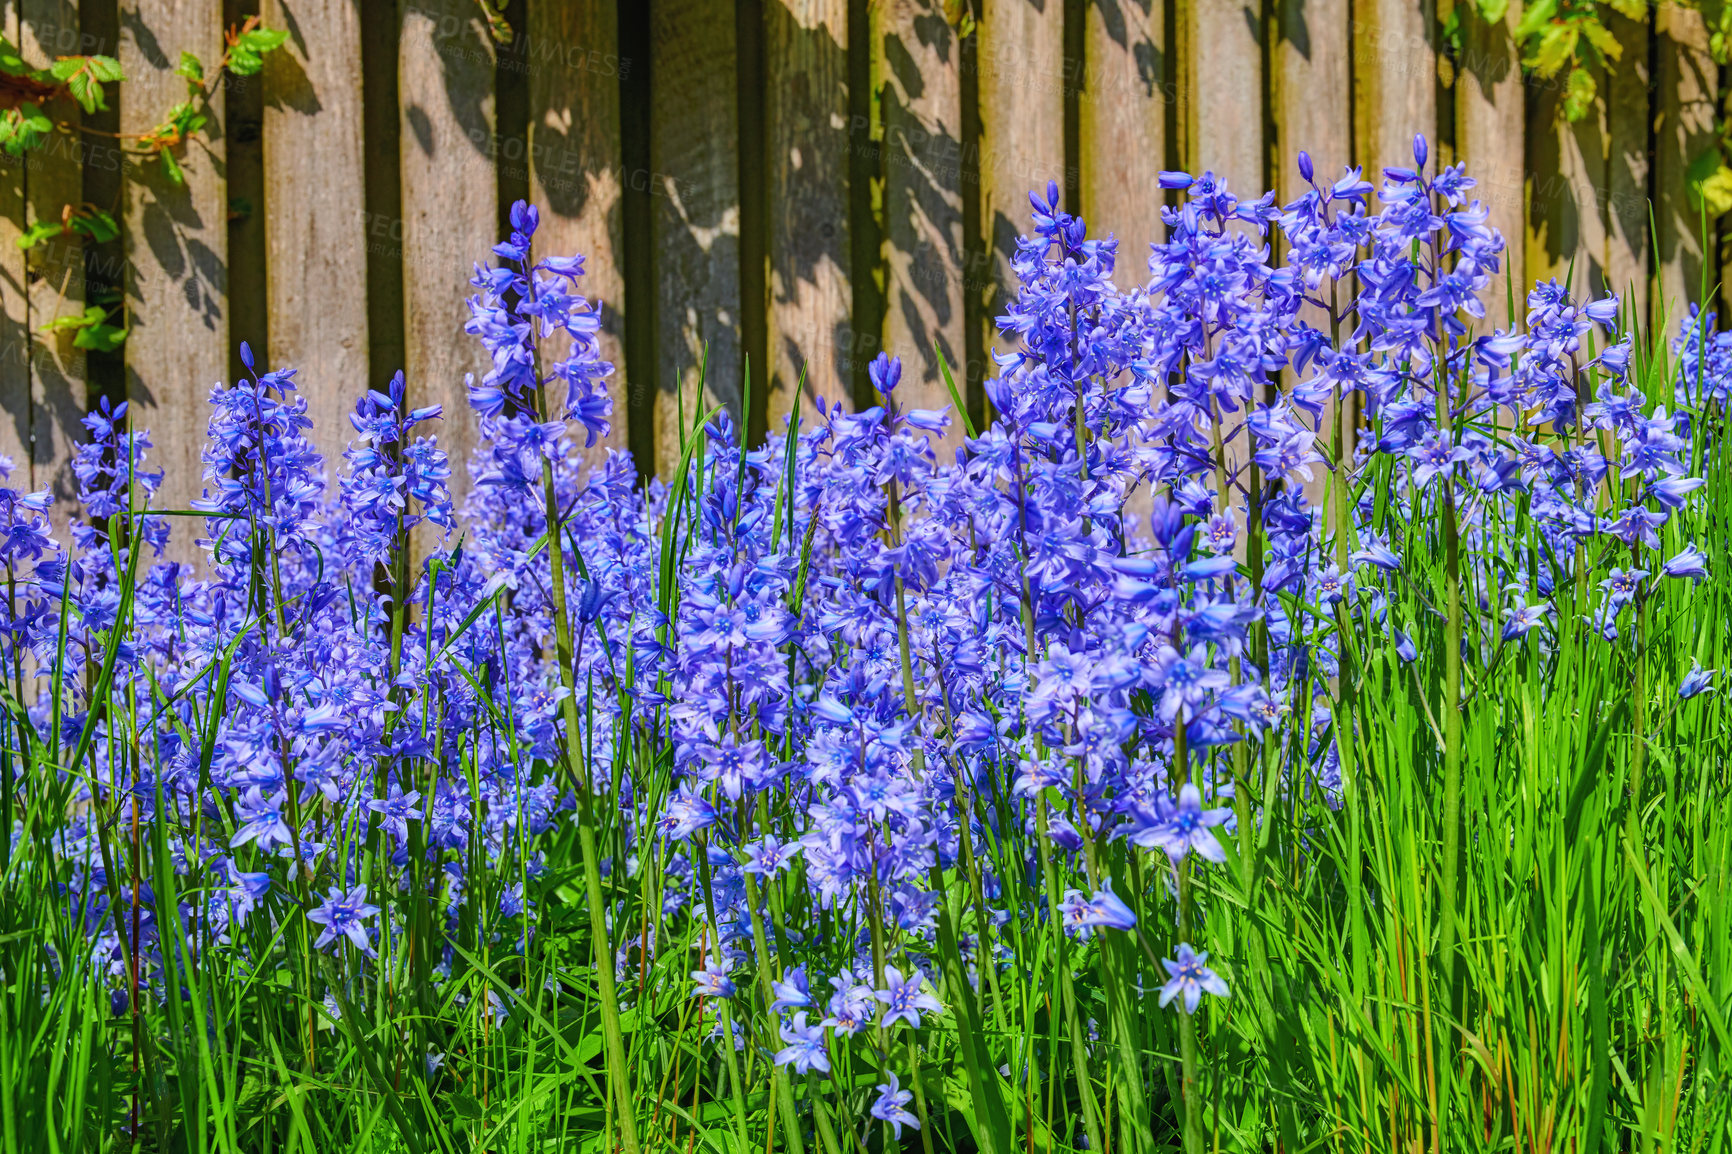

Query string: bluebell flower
306 885 381 954
774 1012 830 1074
875 966 943 1029
1159 943 1230 1013
870 1072 921 1138
1679 662 1717 700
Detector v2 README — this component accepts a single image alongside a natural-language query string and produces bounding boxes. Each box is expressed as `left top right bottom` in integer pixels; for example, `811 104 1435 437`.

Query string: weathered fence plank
1605 9 1649 322
874 0 966 449
20 2 85 511
978 0 1066 435
399 0 495 498
1527 61 1609 298
1079 0 1165 257
1273 0 1350 200
764 0 850 431
1655 3 1717 324
0 5 27 483
527 0 629 466
1354 0 1435 176
1455 0 1524 328
1186 0 1262 190
263 0 370 476
649 0 741 479
121 0 228 515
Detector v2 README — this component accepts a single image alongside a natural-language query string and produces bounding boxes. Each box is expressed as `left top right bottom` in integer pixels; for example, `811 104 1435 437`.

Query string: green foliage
38 304 127 351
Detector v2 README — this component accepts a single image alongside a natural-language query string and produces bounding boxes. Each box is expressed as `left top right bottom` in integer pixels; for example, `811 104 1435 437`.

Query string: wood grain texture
765 0 850 432
1454 0 1524 328
19 2 85 514
121 0 229 515
263 0 369 478
1273 0 1349 200
399 0 496 500
527 0 629 468
1603 9 1648 321
650 0 741 480
1079 0 1165 257
0 4 25 482
1654 3 1716 325
1186 0 1262 191
1526 61 1608 299
1353 0 1434 176
978 0 1066 386
874 0 965 453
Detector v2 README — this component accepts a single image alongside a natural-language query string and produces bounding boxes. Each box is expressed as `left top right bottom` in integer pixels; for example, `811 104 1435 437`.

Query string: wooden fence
0 0 1723 521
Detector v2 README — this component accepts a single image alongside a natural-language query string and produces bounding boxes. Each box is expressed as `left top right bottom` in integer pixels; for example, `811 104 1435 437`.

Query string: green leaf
1513 0 1557 41
1579 17 1622 62
0 36 29 76
449 1091 484 1121
71 209 119 244
38 305 107 335
73 322 128 352
1562 66 1596 122
237 28 289 53
226 47 263 77
159 147 184 184
1476 0 1508 24
174 51 204 83
15 219 65 251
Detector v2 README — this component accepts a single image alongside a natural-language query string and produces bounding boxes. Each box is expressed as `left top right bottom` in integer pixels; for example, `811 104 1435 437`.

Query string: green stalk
1174 723 1203 1154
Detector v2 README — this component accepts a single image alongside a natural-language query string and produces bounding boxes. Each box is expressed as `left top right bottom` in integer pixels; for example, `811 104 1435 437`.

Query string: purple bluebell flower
870 1072 921 1138
774 1012 831 1074
876 966 943 1029
306 885 381 954
1159 943 1230 1013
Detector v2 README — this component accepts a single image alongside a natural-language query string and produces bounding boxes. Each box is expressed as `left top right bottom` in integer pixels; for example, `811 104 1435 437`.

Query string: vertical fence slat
527 0 628 465
1655 3 1717 323
978 0 1065 433
1274 0 1350 199
399 0 495 499
1079 0 1165 254
1187 0 1262 190
121 0 228 515
1604 9 1649 321
649 0 740 478
765 0 850 431
874 1 965 446
1455 0 1524 327
22 2 85 511
263 0 369 476
0 5 26 479
1526 67 1609 297
1353 0 1434 176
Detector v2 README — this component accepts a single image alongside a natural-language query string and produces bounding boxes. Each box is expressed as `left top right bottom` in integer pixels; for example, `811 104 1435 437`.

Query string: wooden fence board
1655 3 1717 326
20 2 85 512
0 5 26 484
978 0 1066 438
1455 0 1524 328
399 0 496 500
1354 0 1434 177
527 0 628 466
1526 61 1609 299
764 0 850 431
121 0 228 516
874 0 965 452
1079 0 1165 257
263 0 369 478
1186 0 1262 191
1604 9 1649 322
1273 0 1350 201
649 0 741 479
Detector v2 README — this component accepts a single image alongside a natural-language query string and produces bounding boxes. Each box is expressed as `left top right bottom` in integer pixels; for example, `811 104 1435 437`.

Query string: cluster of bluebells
3 146 1723 1128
